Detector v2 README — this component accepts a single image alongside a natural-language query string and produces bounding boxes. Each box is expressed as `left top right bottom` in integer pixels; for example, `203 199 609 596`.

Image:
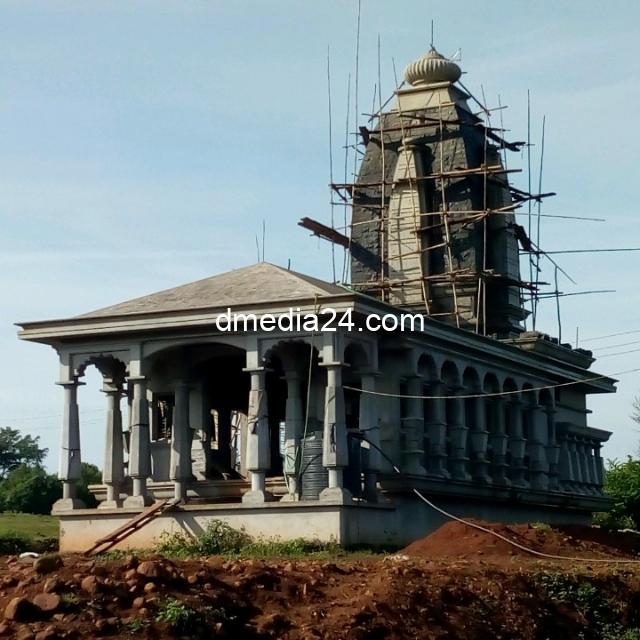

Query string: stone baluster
544 406 560 491
587 440 600 495
469 393 491 483
527 404 549 491
567 436 582 493
508 397 527 487
242 368 272 503
360 373 382 501
320 361 351 502
448 390 470 481
402 376 427 475
53 379 85 511
170 383 192 501
100 381 125 509
556 430 572 492
579 439 595 495
490 397 509 486
426 382 449 479
124 376 153 507
594 442 604 492
281 370 304 501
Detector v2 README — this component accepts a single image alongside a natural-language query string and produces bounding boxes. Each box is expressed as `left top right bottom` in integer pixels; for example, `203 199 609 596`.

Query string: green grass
0 513 59 539
155 519 391 559
0 513 59 553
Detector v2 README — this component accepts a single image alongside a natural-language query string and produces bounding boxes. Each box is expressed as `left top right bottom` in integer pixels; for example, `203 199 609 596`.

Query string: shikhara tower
347 47 526 337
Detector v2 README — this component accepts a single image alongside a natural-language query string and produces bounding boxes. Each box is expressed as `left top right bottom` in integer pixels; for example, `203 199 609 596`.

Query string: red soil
401 520 640 561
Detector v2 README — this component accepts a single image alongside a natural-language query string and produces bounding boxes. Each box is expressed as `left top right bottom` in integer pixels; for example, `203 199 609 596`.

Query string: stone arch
344 341 370 373
462 366 481 392
75 354 128 384
441 361 461 389
416 353 438 382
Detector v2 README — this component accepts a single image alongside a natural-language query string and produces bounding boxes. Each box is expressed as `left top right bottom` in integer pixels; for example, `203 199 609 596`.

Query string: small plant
241 537 340 558
534 571 640 638
123 618 147 634
0 533 31 555
531 522 552 533
156 520 251 557
60 592 81 609
155 598 200 631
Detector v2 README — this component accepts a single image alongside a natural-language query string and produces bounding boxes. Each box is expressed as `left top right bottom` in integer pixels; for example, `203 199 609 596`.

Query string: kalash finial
403 47 462 87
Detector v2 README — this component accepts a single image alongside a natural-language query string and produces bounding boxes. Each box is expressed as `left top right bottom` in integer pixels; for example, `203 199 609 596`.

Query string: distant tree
0 427 47 480
77 462 102 508
596 457 640 530
0 464 62 514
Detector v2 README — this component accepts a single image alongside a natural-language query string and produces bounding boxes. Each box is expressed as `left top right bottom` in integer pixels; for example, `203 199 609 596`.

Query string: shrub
597 457 640 530
155 598 200 631
156 520 251 557
0 533 31 554
0 465 62 514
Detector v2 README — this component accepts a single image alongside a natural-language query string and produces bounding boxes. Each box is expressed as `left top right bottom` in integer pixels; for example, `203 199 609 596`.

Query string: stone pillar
319 361 351 502
192 383 214 478
281 371 304 501
217 407 232 469
99 382 125 509
508 398 527 487
425 382 449 479
53 379 85 511
242 368 272 503
587 440 601 495
402 376 427 476
170 383 192 501
360 373 382 501
568 436 582 492
489 397 510 486
593 442 604 493
469 394 491 483
448 392 471 481
578 439 594 495
544 407 560 490
124 376 153 508
528 405 549 491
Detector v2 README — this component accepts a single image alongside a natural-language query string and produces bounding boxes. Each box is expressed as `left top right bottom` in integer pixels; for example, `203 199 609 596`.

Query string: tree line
0 426 101 513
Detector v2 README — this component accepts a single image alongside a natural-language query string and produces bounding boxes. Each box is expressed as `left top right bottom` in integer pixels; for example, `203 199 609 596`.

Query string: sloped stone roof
78 263 348 319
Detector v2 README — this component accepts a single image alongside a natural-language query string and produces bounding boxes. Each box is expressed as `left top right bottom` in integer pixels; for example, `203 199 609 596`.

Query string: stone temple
17 47 614 551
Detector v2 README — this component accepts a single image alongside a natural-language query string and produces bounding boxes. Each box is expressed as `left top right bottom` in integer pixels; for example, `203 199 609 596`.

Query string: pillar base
52 498 86 513
123 494 154 508
403 460 427 476
242 489 274 504
319 486 353 504
98 500 123 510
172 480 190 502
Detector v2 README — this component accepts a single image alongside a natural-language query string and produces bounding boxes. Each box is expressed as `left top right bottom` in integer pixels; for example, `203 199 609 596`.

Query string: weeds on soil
534 571 640 640
155 520 345 558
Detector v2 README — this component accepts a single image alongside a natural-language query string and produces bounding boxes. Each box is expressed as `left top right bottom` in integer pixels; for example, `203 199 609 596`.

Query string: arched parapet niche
521 382 538 408
343 336 377 373
503 377 519 399
343 341 372 375
538 387 555 410
441 360 462 391
483 372 500 395
462 366 481 393
262 338 318 374
415 352 439 382
72 352 130 387
142 334 248 362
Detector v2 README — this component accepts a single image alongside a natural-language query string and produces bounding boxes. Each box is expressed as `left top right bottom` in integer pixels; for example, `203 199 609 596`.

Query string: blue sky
1 0 639 470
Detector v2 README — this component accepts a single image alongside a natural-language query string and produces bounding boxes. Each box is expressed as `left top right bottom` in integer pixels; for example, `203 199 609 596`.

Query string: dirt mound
2 549 640 638
402 520 640 560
